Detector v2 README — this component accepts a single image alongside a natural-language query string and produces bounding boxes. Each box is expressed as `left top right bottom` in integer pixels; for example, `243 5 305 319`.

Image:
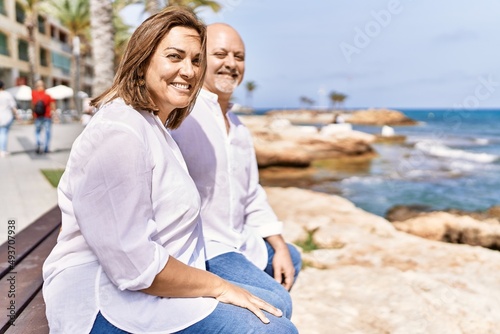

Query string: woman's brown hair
91 7 207 129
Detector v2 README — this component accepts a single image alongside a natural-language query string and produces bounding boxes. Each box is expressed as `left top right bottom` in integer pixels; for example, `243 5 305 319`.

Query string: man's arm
240 122 296 289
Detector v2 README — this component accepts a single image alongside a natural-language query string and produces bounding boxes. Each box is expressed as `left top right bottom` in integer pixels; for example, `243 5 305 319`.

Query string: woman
42 7 297 334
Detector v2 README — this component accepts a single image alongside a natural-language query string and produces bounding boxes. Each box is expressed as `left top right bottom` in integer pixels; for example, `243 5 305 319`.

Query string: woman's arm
142 256 283 324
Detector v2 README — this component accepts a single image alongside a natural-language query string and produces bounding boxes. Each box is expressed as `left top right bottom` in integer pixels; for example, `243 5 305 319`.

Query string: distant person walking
0 81 17 157
31 80 55 154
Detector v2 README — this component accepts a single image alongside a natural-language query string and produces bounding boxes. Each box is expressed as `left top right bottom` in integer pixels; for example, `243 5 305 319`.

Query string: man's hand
266 235 295 290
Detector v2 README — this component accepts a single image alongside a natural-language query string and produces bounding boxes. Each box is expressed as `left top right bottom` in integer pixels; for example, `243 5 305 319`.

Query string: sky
122 0 500 110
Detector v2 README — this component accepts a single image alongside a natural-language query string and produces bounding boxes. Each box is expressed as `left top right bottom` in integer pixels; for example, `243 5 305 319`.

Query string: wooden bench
0 206 61 333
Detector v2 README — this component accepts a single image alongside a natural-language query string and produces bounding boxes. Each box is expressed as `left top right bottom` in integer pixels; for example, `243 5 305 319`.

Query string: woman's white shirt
42 99 217 333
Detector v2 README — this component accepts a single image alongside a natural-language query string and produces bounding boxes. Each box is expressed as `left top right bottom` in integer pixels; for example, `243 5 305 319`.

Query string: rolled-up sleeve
71 123 169 291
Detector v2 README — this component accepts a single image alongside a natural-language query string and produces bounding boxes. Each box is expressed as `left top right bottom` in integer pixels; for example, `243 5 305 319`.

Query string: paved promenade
0 121 84 243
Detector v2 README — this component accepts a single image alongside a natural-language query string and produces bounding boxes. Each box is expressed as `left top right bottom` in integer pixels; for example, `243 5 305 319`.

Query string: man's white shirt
172 89 283 269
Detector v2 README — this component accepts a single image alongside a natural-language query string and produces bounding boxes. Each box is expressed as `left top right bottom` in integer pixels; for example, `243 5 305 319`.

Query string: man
31 80 55 154
172 23 301 318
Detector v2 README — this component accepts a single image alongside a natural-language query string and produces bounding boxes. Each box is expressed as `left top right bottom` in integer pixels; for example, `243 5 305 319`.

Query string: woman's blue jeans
91 286 298 334
90 243 302 333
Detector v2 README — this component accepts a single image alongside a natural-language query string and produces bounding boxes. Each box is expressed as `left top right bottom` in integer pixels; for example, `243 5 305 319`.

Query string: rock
487 206 500 219
266 109 336 125
392 212 500 250
254 138 311 167
240 115 377 168
387 204 500 225
348 108 418 126
387 205 500 250
386 204 434 222
374 134 407 143
264 187 500 334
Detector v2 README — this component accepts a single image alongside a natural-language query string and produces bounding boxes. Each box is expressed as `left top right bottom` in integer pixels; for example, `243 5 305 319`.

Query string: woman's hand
141 256 282 323
215 280 283 324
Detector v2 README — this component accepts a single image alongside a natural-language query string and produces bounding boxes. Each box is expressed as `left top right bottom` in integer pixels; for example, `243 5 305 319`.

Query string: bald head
35 80 45 91
203 23 246 99
207 23 244 42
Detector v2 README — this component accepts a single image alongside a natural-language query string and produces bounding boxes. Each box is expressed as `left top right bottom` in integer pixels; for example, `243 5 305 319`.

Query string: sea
252 108 500 218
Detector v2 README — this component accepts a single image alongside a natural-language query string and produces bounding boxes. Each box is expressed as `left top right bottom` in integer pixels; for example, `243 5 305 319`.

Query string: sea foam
415 141 498 163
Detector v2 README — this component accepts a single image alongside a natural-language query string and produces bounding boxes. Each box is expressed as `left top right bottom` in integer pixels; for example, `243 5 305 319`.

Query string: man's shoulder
32 90 50 100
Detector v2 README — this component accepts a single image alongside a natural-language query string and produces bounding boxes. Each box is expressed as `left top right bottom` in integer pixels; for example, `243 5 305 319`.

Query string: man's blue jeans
206 242 302 319
34 117 52 152
264 242 302 285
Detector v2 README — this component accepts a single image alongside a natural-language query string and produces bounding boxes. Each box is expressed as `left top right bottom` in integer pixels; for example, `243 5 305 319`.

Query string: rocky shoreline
265 108 418 126
242 109 500 333
240 108 415 168
267 187 500 334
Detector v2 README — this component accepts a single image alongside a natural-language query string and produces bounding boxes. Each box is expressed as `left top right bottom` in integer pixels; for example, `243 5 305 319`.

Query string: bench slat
0 206 61 278
5 290 48 334
0 228 59 332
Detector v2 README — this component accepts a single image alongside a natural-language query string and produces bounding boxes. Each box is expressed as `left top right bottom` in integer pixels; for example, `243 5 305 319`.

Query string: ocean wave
415 141 498 163
474 138 490 145
340 176 386 185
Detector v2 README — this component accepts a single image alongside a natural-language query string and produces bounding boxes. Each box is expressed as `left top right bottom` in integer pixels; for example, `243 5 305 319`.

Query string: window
84 65 93 77
15 2 25 23
18 39 28 61
0 32 8 56
59 31 67 44
0 0 6 16
40 47 48 66
38 15 46 34
51 51 71 74
50 25 57 39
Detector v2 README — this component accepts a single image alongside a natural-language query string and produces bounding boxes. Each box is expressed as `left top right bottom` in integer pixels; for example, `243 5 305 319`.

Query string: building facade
0 0 93 96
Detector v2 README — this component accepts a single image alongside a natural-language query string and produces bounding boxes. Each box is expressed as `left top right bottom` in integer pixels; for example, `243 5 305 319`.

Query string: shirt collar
199 89 219 104
199 89 234 113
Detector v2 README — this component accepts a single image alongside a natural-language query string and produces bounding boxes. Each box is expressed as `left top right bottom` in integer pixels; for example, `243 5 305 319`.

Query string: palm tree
244 81 256 108
131 0 222 16
299 96 315 109
329 91 348 110
145 0 162 15
17 0 46 87
167 0 222 13
43 0 90 110
337 93 348 109
90 0 114 96
113 0 135 68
